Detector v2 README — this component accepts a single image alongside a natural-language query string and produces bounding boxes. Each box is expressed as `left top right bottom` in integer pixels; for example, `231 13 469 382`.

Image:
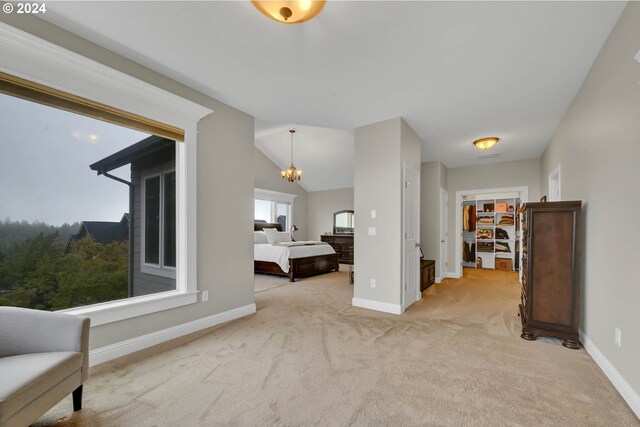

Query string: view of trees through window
0 92 176 311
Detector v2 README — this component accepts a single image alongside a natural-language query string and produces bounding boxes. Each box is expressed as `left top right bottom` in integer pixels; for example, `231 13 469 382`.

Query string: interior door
440 188 448 280
403 163 420 309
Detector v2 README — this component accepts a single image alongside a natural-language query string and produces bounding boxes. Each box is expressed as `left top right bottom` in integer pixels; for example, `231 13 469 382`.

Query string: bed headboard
254 222 282 232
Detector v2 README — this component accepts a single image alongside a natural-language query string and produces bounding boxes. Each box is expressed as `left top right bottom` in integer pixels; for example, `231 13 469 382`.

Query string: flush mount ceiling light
281 129 302 182
251 0 326 24
473 137 500 150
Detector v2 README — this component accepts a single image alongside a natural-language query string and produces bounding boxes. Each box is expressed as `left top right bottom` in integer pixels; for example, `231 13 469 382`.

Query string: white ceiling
39 1 625 186
256 122 354 191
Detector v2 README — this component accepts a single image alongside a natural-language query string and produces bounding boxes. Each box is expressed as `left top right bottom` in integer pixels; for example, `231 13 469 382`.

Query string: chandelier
281 129 302 182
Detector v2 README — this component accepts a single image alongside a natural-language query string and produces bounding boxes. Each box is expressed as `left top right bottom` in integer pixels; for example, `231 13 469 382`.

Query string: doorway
455 186 528 282
403 163 420 309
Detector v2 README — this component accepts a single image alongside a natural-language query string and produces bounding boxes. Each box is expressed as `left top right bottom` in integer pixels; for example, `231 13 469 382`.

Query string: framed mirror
333 210 354 234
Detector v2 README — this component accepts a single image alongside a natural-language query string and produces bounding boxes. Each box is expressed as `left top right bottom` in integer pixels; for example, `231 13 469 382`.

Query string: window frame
254 188 296 231
0 22 213 326
141 165 177 278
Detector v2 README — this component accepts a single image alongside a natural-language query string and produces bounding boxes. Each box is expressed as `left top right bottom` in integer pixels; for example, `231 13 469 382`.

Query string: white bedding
254 242 335 273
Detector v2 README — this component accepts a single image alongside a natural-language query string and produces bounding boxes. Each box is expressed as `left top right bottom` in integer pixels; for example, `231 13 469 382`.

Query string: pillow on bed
254 231 268 244
263 228 292 244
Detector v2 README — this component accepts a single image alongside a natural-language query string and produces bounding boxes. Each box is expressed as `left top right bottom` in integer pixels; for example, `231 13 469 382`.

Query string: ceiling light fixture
281 129 302 182
251 0 326 24
473 137 500 150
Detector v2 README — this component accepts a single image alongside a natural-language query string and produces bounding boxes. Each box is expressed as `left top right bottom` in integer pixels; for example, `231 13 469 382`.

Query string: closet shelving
462 197 521 271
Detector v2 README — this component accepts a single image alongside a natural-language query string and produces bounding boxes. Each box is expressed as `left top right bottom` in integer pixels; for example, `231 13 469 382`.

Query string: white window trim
254 188 296 231
141 166 177 279
0 22 214 327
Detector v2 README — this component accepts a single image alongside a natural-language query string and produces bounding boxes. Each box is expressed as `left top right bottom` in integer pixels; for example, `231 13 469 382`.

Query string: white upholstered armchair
0 307 90 427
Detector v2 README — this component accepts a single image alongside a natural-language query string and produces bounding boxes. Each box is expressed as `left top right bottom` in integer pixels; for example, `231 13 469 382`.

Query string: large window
142 169 176 277
254 189 295 232
1 28 212 327
0 92 150 311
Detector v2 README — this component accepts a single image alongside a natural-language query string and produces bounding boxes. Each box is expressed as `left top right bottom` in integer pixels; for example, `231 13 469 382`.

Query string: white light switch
202 291 209 302
370 279 376 288
368 226 376 236
371 210 377 219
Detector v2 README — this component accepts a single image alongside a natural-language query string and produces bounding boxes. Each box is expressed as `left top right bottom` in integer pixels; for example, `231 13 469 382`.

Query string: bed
254 222 339 282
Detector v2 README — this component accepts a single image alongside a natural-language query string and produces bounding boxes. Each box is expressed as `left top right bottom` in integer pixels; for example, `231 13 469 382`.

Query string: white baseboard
580 329 640 419
352 297 402 315
444 272 459 279
90 303 256 366
435 276 442 284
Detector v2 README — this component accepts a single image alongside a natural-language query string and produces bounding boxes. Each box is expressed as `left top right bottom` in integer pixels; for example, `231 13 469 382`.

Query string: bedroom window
254 188 297 232
142 168 176 277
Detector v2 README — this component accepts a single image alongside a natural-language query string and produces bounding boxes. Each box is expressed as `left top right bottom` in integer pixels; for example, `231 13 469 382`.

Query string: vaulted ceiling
40 1 625 190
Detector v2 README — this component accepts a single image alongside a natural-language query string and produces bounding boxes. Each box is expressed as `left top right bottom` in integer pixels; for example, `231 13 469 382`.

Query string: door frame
454 186 528 282
439 188 448 283
402 162 421 310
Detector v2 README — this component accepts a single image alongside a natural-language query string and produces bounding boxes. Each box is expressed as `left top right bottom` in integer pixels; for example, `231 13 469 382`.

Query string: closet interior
462 195 521 271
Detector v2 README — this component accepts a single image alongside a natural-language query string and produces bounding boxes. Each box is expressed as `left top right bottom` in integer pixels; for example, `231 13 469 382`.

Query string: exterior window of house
144 176 161 264
142 169 176 276
163 172 177 268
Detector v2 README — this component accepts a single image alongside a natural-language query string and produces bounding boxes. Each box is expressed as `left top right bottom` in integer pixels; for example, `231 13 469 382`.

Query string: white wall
353 118 421 312
445 158 540 274
1 13 256 350
254 148 308 240
540 2 640 402
306 188 354 240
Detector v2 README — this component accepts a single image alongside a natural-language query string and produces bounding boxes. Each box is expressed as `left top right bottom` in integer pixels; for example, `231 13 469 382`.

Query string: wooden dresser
520 201 582 349
320 234 353 265
420 259 435 292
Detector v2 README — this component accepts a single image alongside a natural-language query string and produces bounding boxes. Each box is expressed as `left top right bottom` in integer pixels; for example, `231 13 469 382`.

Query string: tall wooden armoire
520 201 582 349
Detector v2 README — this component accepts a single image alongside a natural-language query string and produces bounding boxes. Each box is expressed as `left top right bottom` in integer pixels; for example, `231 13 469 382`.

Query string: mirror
333 210 354 234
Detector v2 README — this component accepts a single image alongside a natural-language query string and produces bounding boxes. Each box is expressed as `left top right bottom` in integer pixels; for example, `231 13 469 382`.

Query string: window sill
57 290 198 327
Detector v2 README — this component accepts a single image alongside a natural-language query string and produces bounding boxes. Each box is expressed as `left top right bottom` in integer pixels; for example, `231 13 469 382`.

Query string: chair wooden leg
72 385 83 411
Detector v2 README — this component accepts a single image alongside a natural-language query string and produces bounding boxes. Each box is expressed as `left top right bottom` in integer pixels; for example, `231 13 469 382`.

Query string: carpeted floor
35 268 639 426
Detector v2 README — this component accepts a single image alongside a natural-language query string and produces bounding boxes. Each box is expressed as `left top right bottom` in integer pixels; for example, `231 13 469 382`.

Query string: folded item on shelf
495 228 510 240
498 213 515 226
477 217 494 224
476 228 493 240
477 241 494 253
495 242 511 253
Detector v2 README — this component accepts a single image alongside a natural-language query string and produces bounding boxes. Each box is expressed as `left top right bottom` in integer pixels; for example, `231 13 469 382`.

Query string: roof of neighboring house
90 135 175 174
65 214 129 251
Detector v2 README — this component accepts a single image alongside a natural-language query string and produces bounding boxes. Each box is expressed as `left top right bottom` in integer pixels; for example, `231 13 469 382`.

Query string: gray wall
354 118 403 306
254 149 308 240
307 188 354 240
420 161 447 279
1 13 256 350
540 2 640 396
354 118 421 308
445 158 540 274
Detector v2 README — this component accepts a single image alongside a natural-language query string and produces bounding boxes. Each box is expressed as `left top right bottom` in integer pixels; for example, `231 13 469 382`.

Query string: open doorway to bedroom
252 188 351 299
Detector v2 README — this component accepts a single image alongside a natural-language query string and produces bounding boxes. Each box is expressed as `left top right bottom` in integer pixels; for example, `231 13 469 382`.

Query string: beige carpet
35 268 639 426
